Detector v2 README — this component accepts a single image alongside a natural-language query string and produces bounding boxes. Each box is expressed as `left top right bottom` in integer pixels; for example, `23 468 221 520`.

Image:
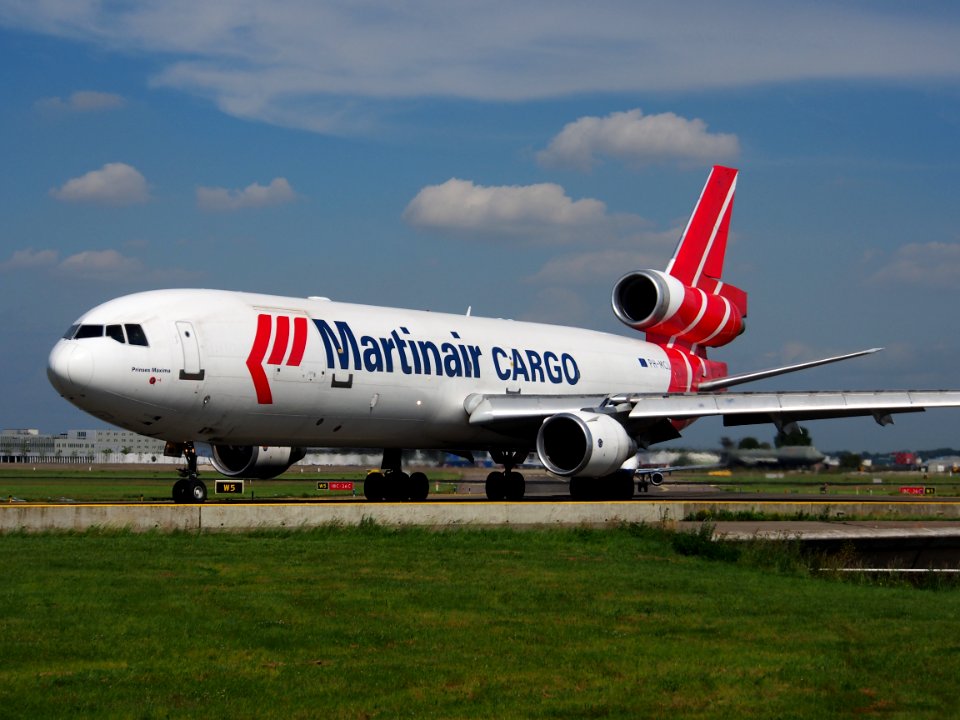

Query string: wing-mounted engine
536 411 636 477
211 444 307 479
611 269 745 347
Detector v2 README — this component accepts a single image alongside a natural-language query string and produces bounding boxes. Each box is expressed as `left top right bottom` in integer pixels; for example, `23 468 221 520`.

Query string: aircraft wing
466 390 960 431
621 390 960 427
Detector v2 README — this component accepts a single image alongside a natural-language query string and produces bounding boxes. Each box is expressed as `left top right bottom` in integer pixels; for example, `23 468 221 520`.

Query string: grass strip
1 524 958 718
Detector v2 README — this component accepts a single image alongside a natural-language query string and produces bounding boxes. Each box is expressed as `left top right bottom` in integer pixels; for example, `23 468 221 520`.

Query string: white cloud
196 177 297 211
36 91 125 112
2 3 958 133
520 287 589 327
54 248 203 282
56 249 144 278
528 248 673 286
50 163 149 206
0 248 59 271
538 109 739 171
866 242 960 289
403 179 609 237
1 246 201 282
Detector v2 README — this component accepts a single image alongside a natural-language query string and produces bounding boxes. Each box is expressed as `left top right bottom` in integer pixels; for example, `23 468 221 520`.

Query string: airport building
1 428 169 464
925 456 960 474
0 428 382 467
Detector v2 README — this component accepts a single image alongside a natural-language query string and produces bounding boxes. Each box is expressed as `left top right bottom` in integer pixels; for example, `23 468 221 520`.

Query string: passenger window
75 324 104 339
106 325 126 344
125 324 149 347
62 325 80 340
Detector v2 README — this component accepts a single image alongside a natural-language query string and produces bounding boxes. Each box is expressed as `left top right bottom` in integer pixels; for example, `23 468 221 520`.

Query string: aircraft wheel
190 480 208 503
383 471 410 501
504 471 525 501
485 471 506 501
408 472 429 501
364 472 385 501
172 479 191 503
569 477 592 500
614 473 634 500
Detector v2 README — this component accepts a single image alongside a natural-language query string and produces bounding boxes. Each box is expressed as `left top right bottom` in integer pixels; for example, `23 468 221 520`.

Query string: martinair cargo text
47 167 960 502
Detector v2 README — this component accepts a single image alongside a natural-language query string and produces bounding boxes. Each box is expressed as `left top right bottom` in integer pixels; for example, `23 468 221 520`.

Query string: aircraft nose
47 341 95 396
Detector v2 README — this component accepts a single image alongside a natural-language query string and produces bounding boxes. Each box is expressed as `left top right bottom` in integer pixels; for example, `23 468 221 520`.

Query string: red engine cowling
211 445 306 479
611 270 744 347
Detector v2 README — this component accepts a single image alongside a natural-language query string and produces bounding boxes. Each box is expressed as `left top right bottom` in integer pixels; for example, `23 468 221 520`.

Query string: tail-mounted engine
211 444 307 479
536 411 636 478
611 270 745 347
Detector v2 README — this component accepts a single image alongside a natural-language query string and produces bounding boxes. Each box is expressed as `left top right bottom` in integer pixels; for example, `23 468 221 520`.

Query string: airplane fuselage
48 288 674 450
49 167 960 504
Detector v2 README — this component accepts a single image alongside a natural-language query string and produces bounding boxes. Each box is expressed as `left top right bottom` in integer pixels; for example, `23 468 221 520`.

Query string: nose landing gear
171 442 207 503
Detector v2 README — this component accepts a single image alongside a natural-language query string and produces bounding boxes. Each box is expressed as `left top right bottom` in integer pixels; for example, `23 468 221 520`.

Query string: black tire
613 473 634 501
504 471 525 501
364 472 385 501
408 472 430 501
190 480 208 503
172 479 190 503
485 471 506 501
569 476 596 500
382 471 410 501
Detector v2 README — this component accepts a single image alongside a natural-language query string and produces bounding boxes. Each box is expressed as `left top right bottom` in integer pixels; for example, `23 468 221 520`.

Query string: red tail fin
611 166 747 349
665 165 746 316
667 166 737 285
610 166 746 390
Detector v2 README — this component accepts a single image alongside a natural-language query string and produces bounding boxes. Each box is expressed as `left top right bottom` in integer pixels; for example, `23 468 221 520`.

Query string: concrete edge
3 499 960 534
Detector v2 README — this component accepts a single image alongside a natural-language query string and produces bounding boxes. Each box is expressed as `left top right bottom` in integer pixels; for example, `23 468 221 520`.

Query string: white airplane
47 166 960 503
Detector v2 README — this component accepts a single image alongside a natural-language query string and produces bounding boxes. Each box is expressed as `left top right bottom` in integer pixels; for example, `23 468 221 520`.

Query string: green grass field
2 524 959 718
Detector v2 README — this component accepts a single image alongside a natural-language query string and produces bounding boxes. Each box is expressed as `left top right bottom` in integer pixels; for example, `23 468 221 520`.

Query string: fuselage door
177 321 205 380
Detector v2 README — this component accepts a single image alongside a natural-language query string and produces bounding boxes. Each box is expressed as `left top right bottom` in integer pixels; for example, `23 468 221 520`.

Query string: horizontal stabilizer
697 348 883 391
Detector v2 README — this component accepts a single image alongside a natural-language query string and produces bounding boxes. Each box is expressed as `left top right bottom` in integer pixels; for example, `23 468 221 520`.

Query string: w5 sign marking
246 314 309 404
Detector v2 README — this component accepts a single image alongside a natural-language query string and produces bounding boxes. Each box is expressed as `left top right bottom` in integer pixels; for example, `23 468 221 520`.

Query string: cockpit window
62 322 148 346
106 324 125 344
125 324 149 347
74 324 104 339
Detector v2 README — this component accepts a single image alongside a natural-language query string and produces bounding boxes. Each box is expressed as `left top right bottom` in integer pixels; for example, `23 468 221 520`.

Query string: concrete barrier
0 503 200 533
2 498 960 533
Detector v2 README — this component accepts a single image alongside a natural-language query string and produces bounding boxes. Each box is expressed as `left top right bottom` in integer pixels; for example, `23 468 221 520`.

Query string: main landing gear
171 442 208 503
360 448 529 503
569 472 635 501
363 449 430 502
485 450 527 501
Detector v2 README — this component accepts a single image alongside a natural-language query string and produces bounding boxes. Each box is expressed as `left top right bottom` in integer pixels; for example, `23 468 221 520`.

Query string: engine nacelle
611 270 744 347
536 411 636 478
210 445 307 479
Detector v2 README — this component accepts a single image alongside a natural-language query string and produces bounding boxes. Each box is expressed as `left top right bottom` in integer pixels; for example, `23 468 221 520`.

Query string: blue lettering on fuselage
490 345 579 385
312 319 580 385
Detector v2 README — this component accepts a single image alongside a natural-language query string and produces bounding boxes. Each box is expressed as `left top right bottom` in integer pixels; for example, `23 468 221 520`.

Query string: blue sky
2 1 960 453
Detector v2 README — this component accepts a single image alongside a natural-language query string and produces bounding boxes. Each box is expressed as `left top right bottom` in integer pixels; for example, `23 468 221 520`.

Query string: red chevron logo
246 314 308 404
